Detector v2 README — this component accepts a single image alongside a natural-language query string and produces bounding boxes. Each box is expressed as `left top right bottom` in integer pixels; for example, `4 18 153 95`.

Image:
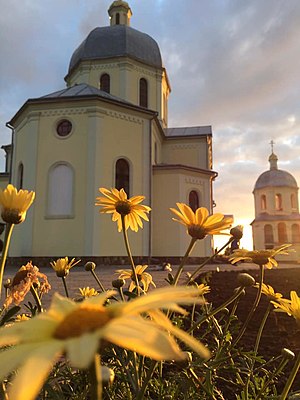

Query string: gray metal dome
68 25 162 73
254 169 298 190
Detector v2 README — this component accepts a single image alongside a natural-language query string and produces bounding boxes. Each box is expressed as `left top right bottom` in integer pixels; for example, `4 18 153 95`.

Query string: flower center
1 209 25 224
253 256 270 266
115 201 131 215
188 224 206 240
53 305 112 340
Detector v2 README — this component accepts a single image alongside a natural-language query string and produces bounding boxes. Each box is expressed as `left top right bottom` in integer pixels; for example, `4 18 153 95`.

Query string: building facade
251 151 300 261
3 1 217 262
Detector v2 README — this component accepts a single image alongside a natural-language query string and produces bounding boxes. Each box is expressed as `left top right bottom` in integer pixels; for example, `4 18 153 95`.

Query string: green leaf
0 306 21 325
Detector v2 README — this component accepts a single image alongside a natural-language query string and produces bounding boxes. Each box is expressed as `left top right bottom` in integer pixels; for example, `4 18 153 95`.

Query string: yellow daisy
170 203 233 240
79 287 98 298
95 188 151 232
0 184 35 224
272 291 300 323
258 283 283 301
229 245 291 269
50 257 80 278
116 265 156 292
0 286 210 400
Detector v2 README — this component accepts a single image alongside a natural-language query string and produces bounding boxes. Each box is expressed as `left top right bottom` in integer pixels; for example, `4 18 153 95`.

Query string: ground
3 262 300 394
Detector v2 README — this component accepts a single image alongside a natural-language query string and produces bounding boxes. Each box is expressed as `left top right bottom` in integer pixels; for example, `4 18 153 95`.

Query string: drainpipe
148 117 153 261
5 122 14 184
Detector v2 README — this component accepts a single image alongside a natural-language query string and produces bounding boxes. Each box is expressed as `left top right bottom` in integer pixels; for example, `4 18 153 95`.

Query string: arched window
292 224 300 243
47 163 74 217
17 162 24 190
139 78 148 108
275 193 282 210
278 222 288 243
116 13 120 24
100 74 110 93
261 195 266 211
189 190 199 212
291 194 297 209
115 158 130 196
264 224 274 248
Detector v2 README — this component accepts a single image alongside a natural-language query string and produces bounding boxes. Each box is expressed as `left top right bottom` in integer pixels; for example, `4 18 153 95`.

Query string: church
251 148 300 262
1 1 217 263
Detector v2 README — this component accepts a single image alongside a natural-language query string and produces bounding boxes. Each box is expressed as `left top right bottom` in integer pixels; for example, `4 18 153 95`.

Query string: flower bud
84 261 96 272
4 279 11 289
230 225 243 240
281 348 295 360
237 273 255 287
112 278 126 289
101 366 115 386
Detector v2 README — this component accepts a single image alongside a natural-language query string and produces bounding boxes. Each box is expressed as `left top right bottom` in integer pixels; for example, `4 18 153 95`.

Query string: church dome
254 151 298 190
68 25 162 74
254 169 298 190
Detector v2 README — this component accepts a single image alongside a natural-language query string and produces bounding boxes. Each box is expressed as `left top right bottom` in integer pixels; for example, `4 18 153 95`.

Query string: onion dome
68 1 162 74
254 152 298 190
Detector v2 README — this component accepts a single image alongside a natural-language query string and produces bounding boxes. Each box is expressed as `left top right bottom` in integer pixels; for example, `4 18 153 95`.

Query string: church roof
254 169 298 190
41 83 131 103
251 212 300 224
254 151 298 190
8 83 157 125
68 25 162 75
164 126 212 138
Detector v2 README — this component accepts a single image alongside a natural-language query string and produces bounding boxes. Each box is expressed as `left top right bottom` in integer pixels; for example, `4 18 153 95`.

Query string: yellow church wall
9 112 41 256
151 122 163 165
0 174 9 189
9 100 152 257
92 105 151 256
252 221 300 262
9 106 90 256
254 187 299 215
152 167 213 257
162 137 209 169
66 57 166 121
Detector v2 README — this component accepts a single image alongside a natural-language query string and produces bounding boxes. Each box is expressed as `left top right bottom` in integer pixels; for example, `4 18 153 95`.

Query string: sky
1 0 300 250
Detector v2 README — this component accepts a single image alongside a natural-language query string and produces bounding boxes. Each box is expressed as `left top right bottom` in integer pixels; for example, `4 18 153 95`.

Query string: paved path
2 262 299 309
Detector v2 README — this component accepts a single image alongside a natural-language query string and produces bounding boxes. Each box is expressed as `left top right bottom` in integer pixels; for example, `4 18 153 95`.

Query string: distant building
2 1 217 263
251 150 300 262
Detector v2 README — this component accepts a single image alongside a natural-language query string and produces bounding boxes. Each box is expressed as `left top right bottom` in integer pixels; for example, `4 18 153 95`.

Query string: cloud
0 0 300 248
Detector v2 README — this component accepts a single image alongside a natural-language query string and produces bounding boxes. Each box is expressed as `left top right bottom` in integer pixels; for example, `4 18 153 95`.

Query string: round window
56 119 72 137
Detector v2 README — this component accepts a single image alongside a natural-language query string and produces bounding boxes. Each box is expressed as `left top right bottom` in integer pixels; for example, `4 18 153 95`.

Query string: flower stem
136 360 158 400
255 357 290 400
61 276 69 298
244 304 272 398
187 236 234 283
121 216 140 293
188 286 245 333
89 353 102 400
30 285 42 313
232 265 264 348
254 303 271 356
173 237 197 286
91 270 106 293
0 223 14 298
280 351 300 400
